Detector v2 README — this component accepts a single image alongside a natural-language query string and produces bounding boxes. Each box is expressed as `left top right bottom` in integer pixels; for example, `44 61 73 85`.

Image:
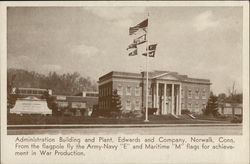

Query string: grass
7 114 233 125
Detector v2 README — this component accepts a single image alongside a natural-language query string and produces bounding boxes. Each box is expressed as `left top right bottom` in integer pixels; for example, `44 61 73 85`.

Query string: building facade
98 71 211 115
53 91 98 116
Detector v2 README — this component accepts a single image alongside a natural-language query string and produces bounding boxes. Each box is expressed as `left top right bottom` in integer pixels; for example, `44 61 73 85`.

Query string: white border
1 1 249 164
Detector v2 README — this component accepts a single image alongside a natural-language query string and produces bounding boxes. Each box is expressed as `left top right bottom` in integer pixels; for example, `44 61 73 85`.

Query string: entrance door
165 101 169 114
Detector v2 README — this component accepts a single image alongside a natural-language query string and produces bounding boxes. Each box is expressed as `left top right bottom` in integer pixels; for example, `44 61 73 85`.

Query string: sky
7 6 243 95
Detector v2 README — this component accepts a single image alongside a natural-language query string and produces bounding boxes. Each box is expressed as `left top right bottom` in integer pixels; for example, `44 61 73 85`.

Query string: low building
54 95 87 116
55 92 98 116
74 91 99 116
98 70 211 115
218 103 242 116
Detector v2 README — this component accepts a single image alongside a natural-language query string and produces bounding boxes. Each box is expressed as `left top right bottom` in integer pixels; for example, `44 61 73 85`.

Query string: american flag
129 19 148 35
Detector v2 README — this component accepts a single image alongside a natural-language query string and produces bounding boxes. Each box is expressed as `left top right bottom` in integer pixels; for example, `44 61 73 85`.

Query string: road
8 125 242 135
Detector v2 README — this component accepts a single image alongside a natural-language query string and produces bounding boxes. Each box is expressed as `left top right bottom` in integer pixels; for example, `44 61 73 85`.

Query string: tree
7 68 98 96
110 89 122 117
7 74 18 111
7 88 19 111
218 93 227 114
227 82 241 118
42 90 58 115
203 92 219 116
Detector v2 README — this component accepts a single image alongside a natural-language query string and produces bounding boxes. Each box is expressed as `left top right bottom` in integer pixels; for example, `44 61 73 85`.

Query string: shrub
231 116 242 123
203 92 219 116
181 109 191 114
148 108 157 115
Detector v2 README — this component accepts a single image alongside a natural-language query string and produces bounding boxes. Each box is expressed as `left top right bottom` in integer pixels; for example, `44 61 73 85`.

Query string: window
126 100 131 110
135 87 140 96
202 103 206 109
58 102 68 108
148 101 152 107
148 86 152 95
188 89 192 98
195 102 199 108
188 103 192 109
117 85 123 95
195 102 199 112
181 89 184 98
181 103 184 109
195 89 199 99
72 102 86 108
202 89 206 99
126 86 131 95
108 87 111 96
135 100 140 110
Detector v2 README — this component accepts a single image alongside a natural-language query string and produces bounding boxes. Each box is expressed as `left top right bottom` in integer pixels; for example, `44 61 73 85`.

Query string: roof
18 88 49 91
53 95 98 107
99 70 211 85
53 95 86 102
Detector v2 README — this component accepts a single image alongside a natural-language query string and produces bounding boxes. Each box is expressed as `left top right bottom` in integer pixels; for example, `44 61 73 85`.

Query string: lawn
7 114 233 125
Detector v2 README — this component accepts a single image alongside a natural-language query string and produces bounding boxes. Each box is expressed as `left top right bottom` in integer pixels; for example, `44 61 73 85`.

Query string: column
153 84 156 108
152 84 154 108
171 84 174 115
176 89 179 115
156 82 159 115
179 84 182 115
163 83 166 115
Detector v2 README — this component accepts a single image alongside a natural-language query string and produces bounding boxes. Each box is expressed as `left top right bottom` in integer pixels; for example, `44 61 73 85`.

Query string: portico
151 79 182 116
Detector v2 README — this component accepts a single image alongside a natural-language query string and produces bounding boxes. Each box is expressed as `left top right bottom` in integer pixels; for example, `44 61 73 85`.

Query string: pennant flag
134 34 147 45
128 48 137 56
126 43 137 50
129 19 148 35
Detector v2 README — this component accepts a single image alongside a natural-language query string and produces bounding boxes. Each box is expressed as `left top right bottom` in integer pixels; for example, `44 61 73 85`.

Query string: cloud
8 55 34 69
71 44 101 57
41 64 62 72
85 7 146 27
86 7 146 21
193 11 219 31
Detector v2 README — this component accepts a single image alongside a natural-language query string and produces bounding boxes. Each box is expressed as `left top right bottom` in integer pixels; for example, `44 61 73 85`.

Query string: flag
129 19 148 35
148 44 157 51
126 43 137 50
134 34 147 45
142 51 156 57
142 44 157 57
128 48 137 56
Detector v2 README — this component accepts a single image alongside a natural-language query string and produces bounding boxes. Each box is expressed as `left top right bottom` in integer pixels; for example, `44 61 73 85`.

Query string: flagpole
144 12 149 122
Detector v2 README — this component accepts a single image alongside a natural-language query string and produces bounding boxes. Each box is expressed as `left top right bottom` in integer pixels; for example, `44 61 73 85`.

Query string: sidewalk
7 123 242 129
